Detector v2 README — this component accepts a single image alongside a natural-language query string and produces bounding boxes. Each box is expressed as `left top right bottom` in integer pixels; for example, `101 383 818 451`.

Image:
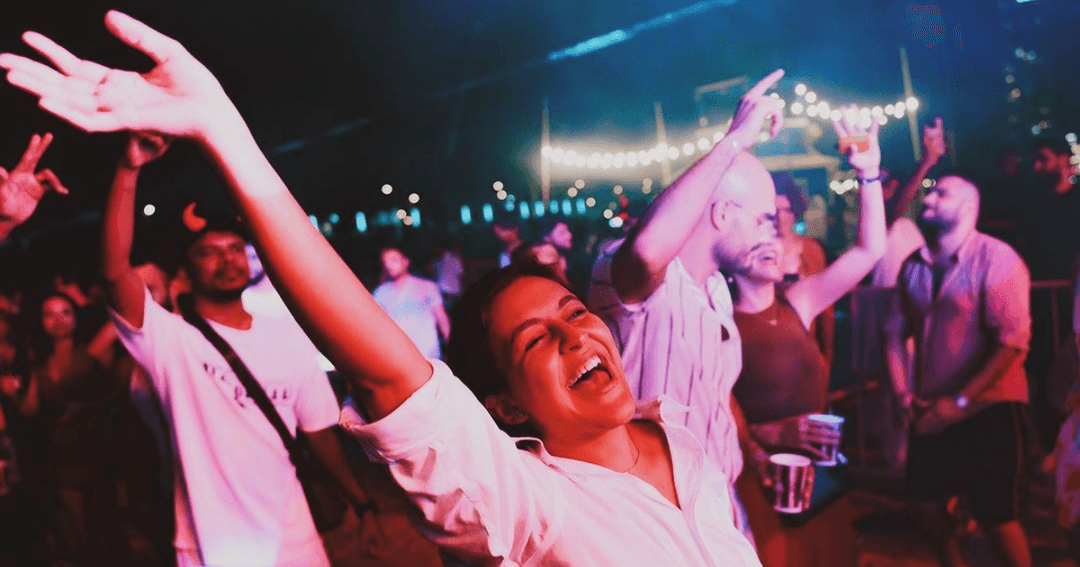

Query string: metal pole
541 99 551 205
655 101 672 186
900 46 921 162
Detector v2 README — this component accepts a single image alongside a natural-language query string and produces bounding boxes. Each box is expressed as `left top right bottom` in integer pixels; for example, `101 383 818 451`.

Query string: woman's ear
483 393 528 425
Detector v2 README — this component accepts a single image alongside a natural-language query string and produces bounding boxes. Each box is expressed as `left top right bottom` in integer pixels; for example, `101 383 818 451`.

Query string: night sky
0 0 1076 252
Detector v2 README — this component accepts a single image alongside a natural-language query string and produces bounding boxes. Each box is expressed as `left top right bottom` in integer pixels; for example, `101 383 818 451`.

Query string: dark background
0 0 1076 276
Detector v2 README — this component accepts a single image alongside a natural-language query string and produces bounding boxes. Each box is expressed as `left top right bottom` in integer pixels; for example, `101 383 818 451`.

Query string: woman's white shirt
340 360 762 567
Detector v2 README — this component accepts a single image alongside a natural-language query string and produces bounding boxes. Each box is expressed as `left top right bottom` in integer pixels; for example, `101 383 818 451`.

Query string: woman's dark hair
26 291 81 364
772 173 807 220
446 262 582 437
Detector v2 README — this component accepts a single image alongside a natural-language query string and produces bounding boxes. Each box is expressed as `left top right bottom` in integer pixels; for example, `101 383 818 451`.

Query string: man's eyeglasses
726 200 779 235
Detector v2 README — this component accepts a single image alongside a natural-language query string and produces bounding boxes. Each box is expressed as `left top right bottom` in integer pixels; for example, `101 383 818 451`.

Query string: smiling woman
446 263 631 440
344 262 763 565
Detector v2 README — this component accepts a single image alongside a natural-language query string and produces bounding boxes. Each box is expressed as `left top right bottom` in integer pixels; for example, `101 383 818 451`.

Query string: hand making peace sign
0 133 68 229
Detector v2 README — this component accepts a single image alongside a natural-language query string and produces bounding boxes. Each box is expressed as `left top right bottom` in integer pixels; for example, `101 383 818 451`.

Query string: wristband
858 173 884 184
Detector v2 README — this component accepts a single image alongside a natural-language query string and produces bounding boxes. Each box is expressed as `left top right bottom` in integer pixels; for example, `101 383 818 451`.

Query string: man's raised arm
611 69 784 304
101 134 170 328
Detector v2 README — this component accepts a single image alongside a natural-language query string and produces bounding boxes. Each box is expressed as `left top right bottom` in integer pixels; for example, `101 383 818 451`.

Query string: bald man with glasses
589 70 786 537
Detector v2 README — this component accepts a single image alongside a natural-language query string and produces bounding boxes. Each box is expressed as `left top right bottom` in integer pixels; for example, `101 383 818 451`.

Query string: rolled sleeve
339 361 469 461
587 243 671 317
339 360 559 564
984 249 1032 351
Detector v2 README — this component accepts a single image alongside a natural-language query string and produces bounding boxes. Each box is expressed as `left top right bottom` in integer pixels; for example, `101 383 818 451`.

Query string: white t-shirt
243 277 336 372
340 360 762 567
111 289 339 567
373 275 444 360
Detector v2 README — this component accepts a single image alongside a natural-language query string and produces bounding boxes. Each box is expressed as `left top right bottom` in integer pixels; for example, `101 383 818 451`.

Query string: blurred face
185 231 250 300
739 237 785 283
0 374 19 398
486 277 635 442
775 195 796 238
245 243 266 283
715 155 778 271
1033 147 1068 188
41 296 77 341
493 224 520 245
546 222 573 250
921 176 970 231
529 243 562 268
381 249 410 280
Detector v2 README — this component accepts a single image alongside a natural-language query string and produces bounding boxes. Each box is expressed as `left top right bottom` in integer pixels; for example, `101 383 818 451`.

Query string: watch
954 395 970 410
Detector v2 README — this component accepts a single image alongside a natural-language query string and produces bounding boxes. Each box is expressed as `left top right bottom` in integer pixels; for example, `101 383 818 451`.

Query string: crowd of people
0 11 1078 567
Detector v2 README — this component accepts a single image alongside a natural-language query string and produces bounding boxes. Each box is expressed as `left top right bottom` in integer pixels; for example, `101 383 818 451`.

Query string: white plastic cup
769 453 815 514
807 413 845 466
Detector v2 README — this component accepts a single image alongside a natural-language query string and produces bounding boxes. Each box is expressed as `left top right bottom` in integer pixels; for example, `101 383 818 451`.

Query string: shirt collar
916 230 979 266
671 257 733 313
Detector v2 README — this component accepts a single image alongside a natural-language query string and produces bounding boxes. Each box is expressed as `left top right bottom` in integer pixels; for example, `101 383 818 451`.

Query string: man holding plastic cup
885 175 1033 567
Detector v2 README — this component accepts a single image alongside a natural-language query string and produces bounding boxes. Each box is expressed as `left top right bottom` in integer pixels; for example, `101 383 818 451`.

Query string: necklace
765 301 780 326
617 434 642 473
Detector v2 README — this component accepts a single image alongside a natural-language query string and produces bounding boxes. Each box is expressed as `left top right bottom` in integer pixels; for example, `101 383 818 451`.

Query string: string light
540 82 921 173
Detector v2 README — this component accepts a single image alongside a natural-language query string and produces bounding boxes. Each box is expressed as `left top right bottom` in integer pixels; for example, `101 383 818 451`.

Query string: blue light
562 199 572 216
549 200 559 214
520 202 531 219
794 221 806 236
308 215 319 228
546 0 736 63
548 30 633 61
354 212 367 233
410 207 421 227
328 212 340 225
534 201 546 217
576 199 587 215
505 201 515 211
460 206 472 225
482 204 494 223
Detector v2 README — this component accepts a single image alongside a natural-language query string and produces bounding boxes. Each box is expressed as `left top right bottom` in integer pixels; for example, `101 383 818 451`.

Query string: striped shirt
589 240 744 481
